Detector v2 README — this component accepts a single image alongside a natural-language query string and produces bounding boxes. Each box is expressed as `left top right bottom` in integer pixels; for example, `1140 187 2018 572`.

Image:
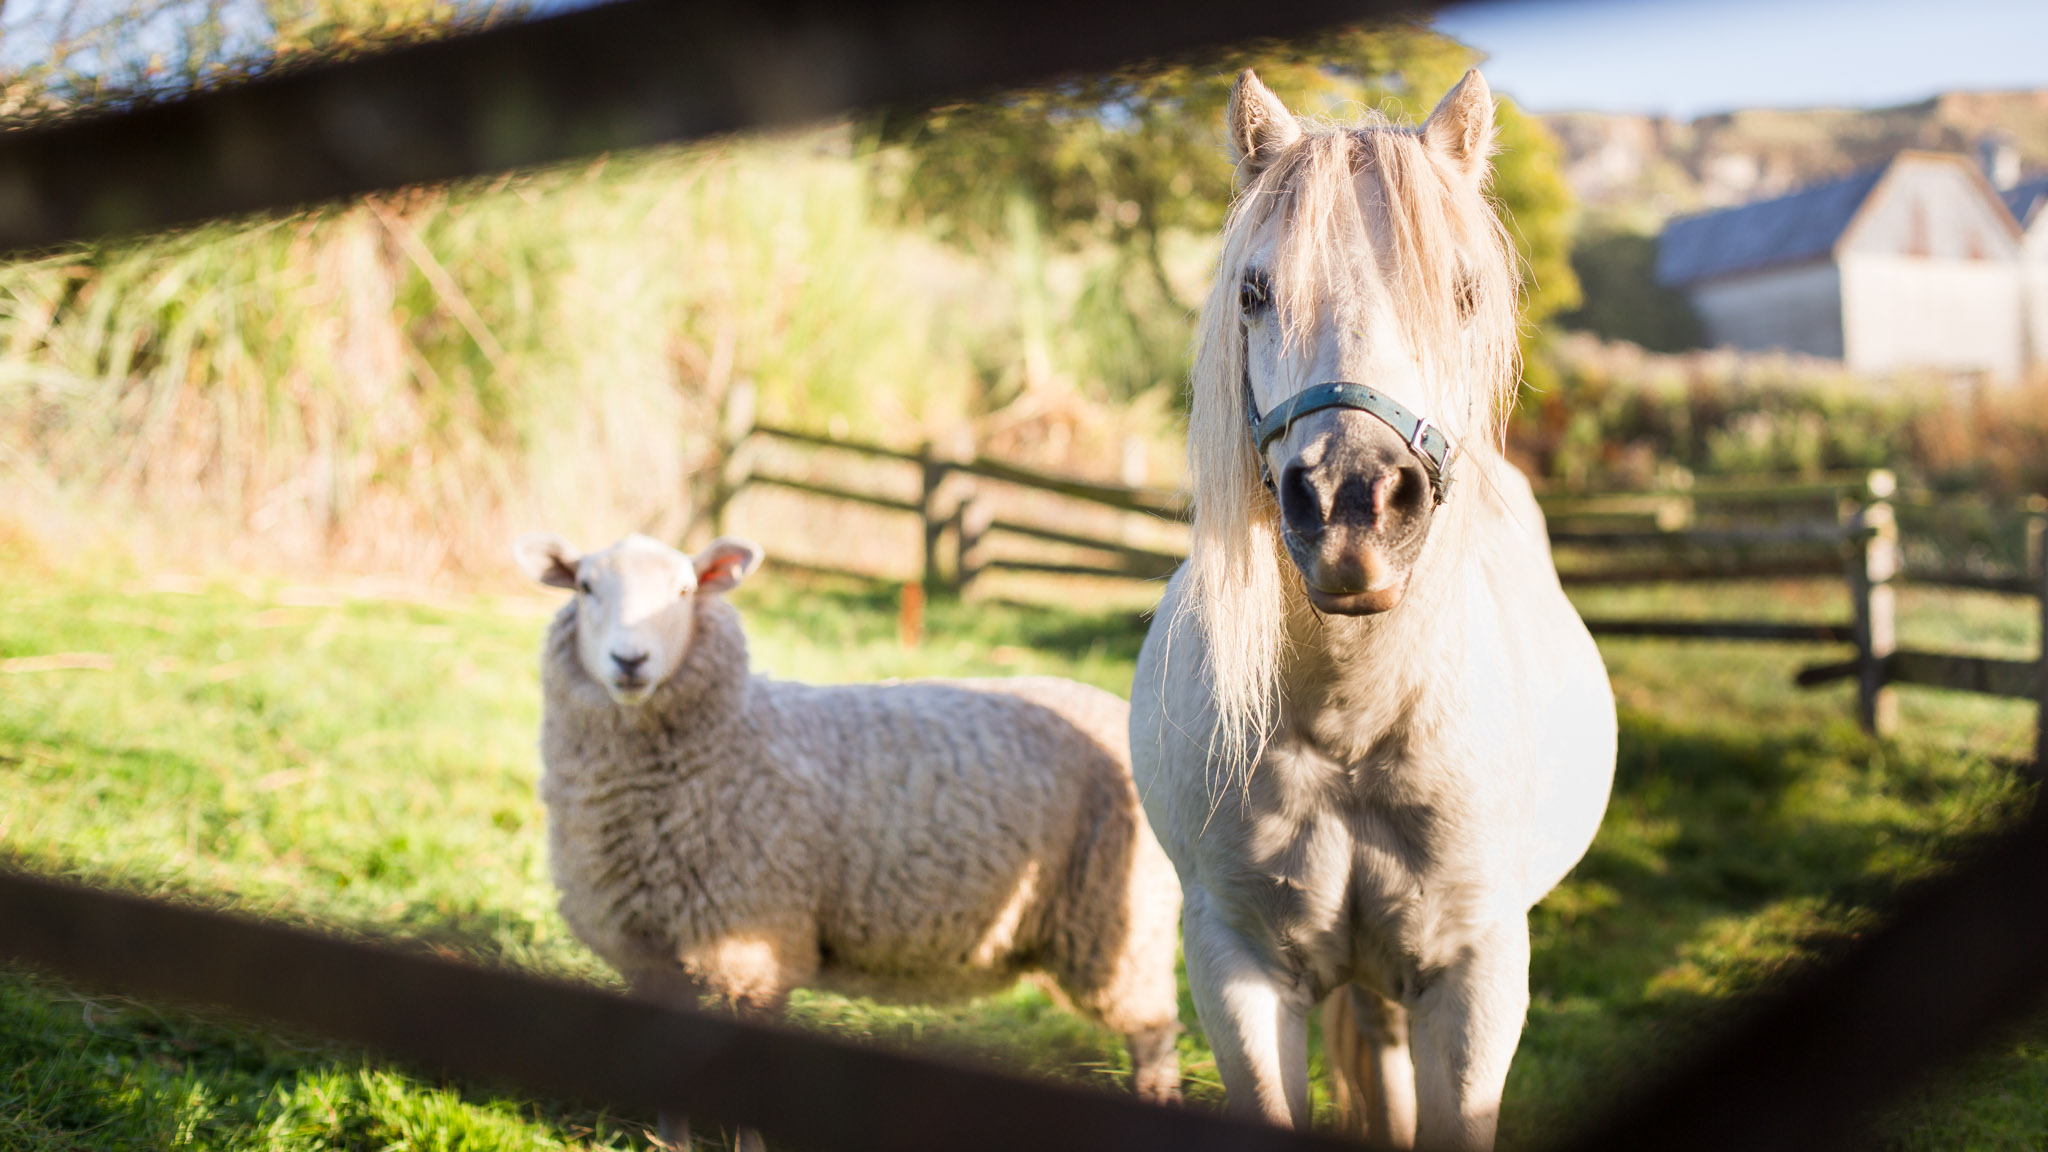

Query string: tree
872 22 1580 328
1556 229 1703 352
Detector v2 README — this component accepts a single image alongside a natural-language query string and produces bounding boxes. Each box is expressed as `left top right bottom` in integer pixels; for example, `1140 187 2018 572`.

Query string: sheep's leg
652 1117 760 1152
692 940 811 1152
1183 894 1314 1127
652 1113 693 1151
1323 983 1417 1147
1125 1022 1182 1104
632 936 810 1151
626 966 713 1149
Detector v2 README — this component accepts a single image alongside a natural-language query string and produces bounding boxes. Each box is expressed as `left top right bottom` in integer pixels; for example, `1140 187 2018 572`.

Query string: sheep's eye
1239 271 1271 315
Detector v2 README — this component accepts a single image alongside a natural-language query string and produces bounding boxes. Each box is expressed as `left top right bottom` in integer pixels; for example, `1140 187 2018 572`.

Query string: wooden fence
1548 472 2048 761
713 404 2048 756
706 384 1188 591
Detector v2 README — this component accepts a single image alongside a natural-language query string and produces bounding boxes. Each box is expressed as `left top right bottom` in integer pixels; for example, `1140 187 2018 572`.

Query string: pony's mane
1174 112 1524 793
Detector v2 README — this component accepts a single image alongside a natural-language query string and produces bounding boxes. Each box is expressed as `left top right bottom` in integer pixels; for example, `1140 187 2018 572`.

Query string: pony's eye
577 578 594 595
1239 272 1271 315
1454 269 1479 321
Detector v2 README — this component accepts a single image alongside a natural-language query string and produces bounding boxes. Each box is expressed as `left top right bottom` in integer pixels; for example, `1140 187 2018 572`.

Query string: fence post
920 445 951 592
708 379 756 537
2030 495 2048 773
955 488 993 593
1847 469 1898 736
921 431 975 593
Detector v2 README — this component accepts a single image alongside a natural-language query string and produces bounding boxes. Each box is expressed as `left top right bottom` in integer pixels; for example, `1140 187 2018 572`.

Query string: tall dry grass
0 134 1188 582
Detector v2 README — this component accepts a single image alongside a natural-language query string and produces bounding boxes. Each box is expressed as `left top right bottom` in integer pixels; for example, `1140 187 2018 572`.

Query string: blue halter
1244 378 1458 506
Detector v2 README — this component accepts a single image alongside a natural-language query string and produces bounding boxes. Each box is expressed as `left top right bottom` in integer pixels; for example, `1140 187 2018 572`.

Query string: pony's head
1179 68 1522 758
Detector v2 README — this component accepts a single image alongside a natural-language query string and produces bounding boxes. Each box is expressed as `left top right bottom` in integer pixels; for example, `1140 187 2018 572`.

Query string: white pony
1131 70 1616 1150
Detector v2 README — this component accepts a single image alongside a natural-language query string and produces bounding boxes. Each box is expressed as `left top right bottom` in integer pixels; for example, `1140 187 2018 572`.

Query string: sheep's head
514 532 764 706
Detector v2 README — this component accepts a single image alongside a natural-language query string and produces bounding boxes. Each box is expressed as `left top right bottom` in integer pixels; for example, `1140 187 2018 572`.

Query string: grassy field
0 555 2041 1149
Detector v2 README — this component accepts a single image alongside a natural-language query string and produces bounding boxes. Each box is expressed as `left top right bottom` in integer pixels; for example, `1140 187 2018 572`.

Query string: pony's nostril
1392 461 1430 515
611 650 649 677
1278 465 1324 535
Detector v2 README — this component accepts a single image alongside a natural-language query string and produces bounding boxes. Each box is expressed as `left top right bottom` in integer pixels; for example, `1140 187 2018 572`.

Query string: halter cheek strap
1244 376 1459 506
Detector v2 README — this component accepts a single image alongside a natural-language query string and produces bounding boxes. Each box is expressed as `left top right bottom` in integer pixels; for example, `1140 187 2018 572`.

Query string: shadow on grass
1506 708 2031 1147
0 962 668 1151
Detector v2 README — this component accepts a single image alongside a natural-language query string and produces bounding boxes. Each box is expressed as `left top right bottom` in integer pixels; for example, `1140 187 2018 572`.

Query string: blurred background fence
715 397 2048 752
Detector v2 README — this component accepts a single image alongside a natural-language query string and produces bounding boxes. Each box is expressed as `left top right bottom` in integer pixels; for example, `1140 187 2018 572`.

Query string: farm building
1655 151 2031 380
2007 175 2048 373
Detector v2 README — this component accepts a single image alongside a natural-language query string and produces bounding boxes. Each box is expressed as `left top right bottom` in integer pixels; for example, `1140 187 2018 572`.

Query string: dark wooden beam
0 0 1413 253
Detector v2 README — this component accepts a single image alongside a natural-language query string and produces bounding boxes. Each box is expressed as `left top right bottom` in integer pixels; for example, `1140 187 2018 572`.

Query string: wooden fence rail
706 392 1189 591
715 414 2048 752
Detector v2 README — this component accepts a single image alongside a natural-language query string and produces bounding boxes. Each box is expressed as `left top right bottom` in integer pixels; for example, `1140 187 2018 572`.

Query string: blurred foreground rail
0 0 1380 254
8 783 2048 1152
0 868 1352 1152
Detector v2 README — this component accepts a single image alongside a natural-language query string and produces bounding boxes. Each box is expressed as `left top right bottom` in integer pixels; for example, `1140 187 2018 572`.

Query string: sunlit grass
0 561 2042 1148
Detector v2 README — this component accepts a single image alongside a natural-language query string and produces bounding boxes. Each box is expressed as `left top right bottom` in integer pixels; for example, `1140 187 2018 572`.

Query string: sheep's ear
693 537 764 594
1423 69 1496 187
513 532 580 589
1227 69 1301 178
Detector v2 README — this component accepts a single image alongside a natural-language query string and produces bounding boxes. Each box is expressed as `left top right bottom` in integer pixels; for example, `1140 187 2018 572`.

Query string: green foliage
1555 229 1704 352
2 0 490 121
1488 94 1582 326
1514 334 1932 490
873 22 1581 333
1513 333 2048 500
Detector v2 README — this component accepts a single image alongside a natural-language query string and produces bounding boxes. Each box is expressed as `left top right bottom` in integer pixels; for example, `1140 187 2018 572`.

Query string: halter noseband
1244 375 1458 506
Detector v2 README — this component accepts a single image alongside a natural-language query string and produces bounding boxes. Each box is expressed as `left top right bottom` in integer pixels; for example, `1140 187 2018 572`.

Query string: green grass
0 560 2041 1148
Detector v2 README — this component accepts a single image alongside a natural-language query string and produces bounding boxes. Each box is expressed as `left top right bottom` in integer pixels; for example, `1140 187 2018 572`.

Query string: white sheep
513 532 1182 1150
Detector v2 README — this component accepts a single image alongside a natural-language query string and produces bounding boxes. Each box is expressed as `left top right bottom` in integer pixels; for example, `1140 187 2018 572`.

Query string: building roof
1655 166 1886 287
2005 176 2048 228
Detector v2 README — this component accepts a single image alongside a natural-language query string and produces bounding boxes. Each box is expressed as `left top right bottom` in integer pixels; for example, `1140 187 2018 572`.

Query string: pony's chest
1245 740 1492 983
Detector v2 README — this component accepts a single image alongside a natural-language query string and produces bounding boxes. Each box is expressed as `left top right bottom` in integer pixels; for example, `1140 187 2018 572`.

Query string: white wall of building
1839 253 2024 380
2023 221 2048 372
1688 261 1844 358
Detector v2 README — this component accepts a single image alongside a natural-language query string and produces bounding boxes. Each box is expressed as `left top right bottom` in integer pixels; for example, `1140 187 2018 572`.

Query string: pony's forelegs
1407 921 1531 1152
1183 896 1314 1128
1323 983 1417 1147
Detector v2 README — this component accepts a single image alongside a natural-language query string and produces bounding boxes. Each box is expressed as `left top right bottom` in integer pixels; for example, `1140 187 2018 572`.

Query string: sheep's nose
611 650 649 678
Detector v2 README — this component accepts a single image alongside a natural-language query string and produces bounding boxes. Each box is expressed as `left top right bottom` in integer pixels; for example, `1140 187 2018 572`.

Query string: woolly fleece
536 593 1182 1098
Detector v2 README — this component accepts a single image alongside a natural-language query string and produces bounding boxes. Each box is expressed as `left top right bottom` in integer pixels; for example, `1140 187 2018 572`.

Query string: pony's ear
514 532 580 589
692 537 764 595
1227 69 1302 177
1423 69 1496 187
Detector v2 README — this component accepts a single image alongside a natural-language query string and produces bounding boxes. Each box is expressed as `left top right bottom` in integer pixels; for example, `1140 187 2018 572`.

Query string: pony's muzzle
1274 412 1435 614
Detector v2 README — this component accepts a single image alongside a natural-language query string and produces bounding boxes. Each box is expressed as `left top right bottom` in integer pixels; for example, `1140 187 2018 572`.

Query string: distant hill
1542 89 2048 228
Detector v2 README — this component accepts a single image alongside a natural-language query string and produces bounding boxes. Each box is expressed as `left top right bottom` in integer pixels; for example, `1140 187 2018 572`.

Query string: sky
1432 0 2048 119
